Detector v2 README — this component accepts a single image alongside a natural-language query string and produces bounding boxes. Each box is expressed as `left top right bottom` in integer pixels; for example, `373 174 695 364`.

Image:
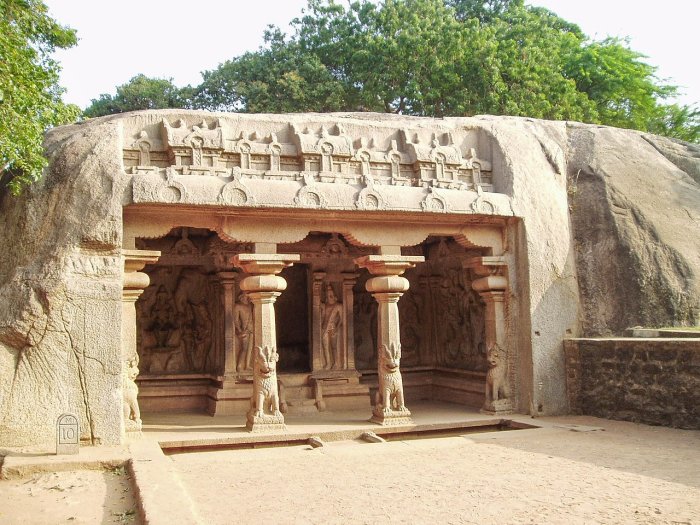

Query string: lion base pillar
234 252 299 432
466 256 513 416
356 253 423 426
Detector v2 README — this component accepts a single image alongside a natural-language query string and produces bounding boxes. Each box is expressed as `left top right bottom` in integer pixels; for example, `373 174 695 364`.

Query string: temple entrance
129 224 505 418
276 264 311 373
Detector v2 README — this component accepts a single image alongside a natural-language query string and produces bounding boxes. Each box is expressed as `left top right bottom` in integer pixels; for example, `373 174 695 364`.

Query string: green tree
566 38 676 131
647 104 700 144
95 0 700 143
0 0 79 194
193 28 346 113
83 74 192 118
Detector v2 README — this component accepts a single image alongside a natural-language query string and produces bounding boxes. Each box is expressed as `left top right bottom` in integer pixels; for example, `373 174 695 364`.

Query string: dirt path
171 416 700 524
0 468 140 525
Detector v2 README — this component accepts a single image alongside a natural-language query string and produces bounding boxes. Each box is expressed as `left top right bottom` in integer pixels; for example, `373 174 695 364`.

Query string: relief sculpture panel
352 238 487 373
353 277 378 371
427 240 486 372
137 266 215 375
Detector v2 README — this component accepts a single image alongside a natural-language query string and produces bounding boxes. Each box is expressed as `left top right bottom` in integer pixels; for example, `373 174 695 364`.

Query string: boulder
0 111 697 446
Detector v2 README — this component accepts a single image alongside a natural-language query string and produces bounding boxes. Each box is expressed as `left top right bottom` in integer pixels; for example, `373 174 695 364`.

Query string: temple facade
120 114 530 433
2 111 599 446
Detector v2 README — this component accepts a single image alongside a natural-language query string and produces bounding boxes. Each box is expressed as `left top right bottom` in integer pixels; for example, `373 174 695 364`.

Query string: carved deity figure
374 343 410 418
134 130 151 166
484 344 510 407
321 285 344 369
123 355 142 431
249 346 282 420
190 136 204 166
234 292 255 371
149 286 177 348
353 290 377 370
398 292 422 367
175 270 213 372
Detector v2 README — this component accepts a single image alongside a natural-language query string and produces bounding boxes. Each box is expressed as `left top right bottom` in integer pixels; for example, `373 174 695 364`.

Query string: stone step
282 385 315 400
284 403 319 415
281 384 318 415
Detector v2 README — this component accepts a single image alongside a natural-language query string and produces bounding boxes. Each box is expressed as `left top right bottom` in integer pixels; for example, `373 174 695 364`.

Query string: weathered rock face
567 127 700 335
0 119 128 446
0 110 697 446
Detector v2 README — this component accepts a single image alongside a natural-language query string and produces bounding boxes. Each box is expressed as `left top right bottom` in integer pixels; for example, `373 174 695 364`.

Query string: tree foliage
0 0 79 194
193 28 347 113
83 74 193 118
84 0 699 143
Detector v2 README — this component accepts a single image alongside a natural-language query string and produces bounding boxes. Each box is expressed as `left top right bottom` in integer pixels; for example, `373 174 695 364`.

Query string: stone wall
565 338 700 429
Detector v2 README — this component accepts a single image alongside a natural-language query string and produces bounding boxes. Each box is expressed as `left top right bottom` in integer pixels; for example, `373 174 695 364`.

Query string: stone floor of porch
141 400 532 452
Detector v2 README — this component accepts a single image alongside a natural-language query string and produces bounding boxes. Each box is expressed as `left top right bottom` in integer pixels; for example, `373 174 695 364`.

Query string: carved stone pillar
341 273 358 371
122 249 160 436
233 253 300 431
311 271 326 372
355 254 424 425
465 256 512 415
217 271 239 378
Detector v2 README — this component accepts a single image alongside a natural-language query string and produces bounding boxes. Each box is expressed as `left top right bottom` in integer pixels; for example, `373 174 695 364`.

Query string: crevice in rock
66 307 96 445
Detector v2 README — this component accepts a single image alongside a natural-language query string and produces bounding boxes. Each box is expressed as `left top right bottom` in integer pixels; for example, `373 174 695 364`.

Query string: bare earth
0 416 698 524
170 416 700 525
0 468 140 525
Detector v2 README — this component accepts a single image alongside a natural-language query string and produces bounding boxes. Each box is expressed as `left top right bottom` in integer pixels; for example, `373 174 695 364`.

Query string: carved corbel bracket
464 256 507 278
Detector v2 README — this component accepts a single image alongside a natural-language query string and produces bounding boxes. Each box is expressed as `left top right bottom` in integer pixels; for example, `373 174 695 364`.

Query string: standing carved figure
374 343 410 418
249 346 283 421
321 285 344 369
234 292 255 371
484 344 510 408
149 286 176 348
123 355 142 432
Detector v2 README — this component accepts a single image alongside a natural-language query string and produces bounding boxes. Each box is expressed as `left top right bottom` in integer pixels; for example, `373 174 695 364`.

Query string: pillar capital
464 255 507 294
123 248 161 273
354 254 424 276
216 270 239 283
239 275 287 295
122 249 160 299
464 255 507 276
232 253 300 275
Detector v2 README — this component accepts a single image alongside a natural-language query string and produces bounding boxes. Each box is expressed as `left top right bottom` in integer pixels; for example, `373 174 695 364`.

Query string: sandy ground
0 415 697 524
171 416 700 525
0 467 140 525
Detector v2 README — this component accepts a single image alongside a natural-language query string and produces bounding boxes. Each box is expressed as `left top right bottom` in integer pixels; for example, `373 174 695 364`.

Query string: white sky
45 0 699 110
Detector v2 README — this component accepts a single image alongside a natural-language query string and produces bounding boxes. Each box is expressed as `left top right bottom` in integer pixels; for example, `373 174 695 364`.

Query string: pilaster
341 272 359 371
122 249 161 436
217 271 239 378
311 271 326 372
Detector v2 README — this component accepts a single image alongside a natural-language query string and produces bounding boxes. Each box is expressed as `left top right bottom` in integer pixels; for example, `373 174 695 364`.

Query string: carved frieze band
125 119 496 186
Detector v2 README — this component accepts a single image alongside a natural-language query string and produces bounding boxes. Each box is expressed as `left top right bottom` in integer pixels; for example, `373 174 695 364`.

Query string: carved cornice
124 118 500 209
